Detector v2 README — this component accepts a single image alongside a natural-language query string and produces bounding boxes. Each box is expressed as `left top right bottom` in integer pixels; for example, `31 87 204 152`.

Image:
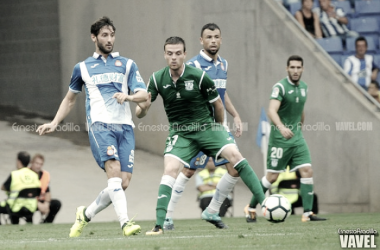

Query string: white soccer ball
261 194 292 223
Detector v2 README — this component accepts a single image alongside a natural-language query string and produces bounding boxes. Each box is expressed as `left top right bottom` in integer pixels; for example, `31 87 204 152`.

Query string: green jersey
148 64 219 132
269 77 308 147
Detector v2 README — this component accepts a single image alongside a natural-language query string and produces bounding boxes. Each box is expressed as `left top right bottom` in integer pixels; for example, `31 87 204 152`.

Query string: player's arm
212 98 224 124
37 90 78 135
224 92 242 137
135 93 152 118
371 68 379 81
113 90 148 104
268 99 294 139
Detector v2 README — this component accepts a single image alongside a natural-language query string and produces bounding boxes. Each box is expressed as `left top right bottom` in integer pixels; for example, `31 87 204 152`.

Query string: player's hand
36 123 58 135
279 126 294 139
112 92 133 104
233 116 243 138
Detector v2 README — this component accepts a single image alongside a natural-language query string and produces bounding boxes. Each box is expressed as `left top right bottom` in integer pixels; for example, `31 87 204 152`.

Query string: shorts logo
107 146 114 156
127 164 133 168
115 60 122 67
271 159 278 167
129 150 135 163
300 89 306 97
166 145 173 152
185 81 194 90
271 87 280 98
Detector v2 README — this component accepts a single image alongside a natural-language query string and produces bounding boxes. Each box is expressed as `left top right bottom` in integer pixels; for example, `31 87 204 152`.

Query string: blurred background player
137 36 265 235
245 55 326 222
163 23 243 230
29 154 62 223
196 158 232 217
37 16 148 237
0 151 41 224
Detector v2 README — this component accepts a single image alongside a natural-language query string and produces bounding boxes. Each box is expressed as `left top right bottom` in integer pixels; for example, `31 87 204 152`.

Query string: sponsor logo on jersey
91 63 99 68
115 60 122 66
163 85 171 89
91 73 125 85
300 89 306 97
107 146 114 156
185 80 194 90
271 87 280 98
213 79 226 89
288 90 294 94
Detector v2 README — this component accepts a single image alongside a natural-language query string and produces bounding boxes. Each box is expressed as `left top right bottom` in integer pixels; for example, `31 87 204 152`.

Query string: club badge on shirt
115 60 122 67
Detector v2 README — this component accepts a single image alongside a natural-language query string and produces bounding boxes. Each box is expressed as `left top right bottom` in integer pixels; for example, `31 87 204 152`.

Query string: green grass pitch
0 213 378 250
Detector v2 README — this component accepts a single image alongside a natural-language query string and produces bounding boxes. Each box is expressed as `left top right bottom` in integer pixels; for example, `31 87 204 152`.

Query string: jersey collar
286 76 296 86
169 63 186 78
200 50 222 65
92 52 120 62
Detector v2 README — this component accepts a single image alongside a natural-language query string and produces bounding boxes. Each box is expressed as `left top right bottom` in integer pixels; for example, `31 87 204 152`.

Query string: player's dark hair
164 36 186 52
287 55 303 66
201 23 221 37
91 16 116 37
301 0 314 4
17 151 30 167
355 36 367 47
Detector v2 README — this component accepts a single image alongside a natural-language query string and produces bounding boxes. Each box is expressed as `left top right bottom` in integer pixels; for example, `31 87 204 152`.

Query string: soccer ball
261 194 292 223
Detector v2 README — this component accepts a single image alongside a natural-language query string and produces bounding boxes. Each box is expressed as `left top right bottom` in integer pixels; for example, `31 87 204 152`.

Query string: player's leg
165 152 208 230
147 133 197 235
290 141 325 222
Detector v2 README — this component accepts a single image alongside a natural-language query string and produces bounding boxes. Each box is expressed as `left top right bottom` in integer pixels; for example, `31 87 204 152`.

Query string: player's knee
299 166 313 178
182 168 195 178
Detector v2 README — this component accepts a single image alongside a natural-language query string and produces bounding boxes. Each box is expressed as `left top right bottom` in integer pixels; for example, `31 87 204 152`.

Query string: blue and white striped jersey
187 50 228 126
344 54 378 89
69 52 146 127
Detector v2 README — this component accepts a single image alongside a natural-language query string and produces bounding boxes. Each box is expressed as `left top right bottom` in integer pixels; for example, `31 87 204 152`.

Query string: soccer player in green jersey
245 55 326 222
137 37 265 235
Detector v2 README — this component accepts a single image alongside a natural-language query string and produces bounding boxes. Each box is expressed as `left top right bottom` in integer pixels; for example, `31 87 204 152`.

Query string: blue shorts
88 122 135 173
188 132 236 170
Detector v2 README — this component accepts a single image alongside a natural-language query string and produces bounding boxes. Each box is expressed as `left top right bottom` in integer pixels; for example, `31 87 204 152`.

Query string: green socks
300 181 314 212
234 159 266 205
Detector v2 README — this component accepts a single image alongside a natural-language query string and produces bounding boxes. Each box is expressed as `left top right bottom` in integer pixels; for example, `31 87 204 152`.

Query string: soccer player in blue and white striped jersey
37 16 147 237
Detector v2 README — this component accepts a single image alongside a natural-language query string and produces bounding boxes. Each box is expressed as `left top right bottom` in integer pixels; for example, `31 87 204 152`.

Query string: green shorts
266 139 311 173
164 123 236 167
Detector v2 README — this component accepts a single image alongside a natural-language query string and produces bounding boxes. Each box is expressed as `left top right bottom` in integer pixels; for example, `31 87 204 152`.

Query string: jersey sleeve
69 63 84 93
127 61 147 94
270 83 284 101
200 71 219 103
147 74 159 102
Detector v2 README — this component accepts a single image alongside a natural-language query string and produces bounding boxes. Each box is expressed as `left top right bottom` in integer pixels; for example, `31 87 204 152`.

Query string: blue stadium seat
355 0 380 17
345 36 377 54
288 2 301 16
333 1 353 17
330 54 343 66
350 17 380 34
374 54 380 68
316 37 344 54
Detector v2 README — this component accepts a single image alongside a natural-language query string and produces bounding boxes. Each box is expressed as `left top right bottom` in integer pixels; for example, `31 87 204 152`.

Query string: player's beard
289 72 302 84
97 41 113 55
205 47 219 56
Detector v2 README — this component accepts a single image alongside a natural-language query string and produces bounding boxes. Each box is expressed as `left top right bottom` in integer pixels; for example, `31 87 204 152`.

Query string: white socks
85 188 112 220
207 173 239 214
166 172 190 218
107 177 129 227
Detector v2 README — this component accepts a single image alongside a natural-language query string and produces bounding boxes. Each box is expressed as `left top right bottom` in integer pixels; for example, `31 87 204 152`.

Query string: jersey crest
185 80 194 90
